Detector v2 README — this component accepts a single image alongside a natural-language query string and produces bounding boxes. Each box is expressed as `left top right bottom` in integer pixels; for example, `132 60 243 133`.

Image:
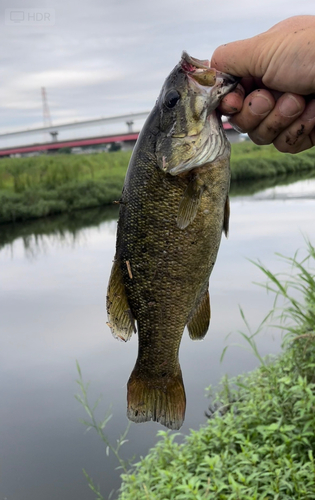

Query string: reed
0 143 315 224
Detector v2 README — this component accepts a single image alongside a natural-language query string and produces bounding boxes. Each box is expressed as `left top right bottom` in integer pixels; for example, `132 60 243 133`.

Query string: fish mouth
159 53 239 176
181 51 211 72
181 51 239 93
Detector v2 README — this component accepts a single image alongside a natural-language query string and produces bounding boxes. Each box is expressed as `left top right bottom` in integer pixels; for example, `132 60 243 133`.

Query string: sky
1 0 315 137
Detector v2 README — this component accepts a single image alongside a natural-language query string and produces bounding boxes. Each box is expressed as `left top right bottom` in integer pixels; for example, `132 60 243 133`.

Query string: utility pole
41 87 52 128
41 87 58 142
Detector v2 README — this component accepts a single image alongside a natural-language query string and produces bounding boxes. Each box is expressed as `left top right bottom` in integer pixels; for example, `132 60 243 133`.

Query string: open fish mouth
161 52 240 176
181 51 239 92
156 52 239 176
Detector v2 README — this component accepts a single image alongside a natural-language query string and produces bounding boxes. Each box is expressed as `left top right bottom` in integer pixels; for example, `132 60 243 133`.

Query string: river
1 173 315 500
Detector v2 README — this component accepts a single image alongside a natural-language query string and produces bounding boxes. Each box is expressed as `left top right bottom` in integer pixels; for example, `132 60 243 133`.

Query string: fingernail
304 100 315 120
279 95 302 117
234 84 245 97
249 95 273 116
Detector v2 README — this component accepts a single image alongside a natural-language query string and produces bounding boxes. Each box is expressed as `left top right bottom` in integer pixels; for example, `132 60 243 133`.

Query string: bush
117 242 315 500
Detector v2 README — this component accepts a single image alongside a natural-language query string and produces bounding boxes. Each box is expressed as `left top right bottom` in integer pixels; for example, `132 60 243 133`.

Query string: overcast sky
1 0 315 135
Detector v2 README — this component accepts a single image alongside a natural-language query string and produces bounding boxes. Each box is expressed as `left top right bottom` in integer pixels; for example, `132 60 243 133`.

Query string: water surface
1 175 315 499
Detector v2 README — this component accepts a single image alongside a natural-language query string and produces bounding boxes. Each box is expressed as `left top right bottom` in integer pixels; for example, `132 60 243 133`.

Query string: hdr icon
5 9 55 25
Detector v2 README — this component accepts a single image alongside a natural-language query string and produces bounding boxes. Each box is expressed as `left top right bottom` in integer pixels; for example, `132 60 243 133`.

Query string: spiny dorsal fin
177 177 205 229
106 259 136 342
187 289 210 340
223 195 230 238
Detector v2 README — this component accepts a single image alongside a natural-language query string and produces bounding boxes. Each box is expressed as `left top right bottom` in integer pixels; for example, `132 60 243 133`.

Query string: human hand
211 16 315 153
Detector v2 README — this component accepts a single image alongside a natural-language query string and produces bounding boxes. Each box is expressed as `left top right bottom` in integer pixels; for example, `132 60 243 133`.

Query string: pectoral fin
177 177 205 229
223 195 230 237
106 259 136 342
187 289 210 340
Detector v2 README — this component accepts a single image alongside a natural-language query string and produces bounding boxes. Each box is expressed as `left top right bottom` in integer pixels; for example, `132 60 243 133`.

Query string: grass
76 241 315 500
0 152 129 224
231 142 315 181
0 142 315 224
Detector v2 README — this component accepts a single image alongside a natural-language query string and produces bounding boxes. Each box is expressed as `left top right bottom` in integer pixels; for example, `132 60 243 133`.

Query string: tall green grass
1 143 315 224
76 241 315 500
117 242 315 499
0 152 131 192
0 152 130 223
231 142 315 181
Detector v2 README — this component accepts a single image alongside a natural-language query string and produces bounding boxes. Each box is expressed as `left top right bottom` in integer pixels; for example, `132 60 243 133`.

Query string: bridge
0 112 239 157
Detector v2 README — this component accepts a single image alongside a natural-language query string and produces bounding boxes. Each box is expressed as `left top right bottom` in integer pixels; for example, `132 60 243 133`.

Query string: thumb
211 37 263 78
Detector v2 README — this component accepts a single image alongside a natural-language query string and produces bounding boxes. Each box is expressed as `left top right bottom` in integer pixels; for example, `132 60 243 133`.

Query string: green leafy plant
75 361 131 499
117 242 315 499
76 242 315 499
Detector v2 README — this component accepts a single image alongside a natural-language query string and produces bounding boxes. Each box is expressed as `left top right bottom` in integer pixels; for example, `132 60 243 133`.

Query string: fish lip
182 52 240 95
181 51 210 71
181 51 239 89
187 68 239 93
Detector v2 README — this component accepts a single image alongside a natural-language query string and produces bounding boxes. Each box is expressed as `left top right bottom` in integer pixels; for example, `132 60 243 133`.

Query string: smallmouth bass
107 52 238 430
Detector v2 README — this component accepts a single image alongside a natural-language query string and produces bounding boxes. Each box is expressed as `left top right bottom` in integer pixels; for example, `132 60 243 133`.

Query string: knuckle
273 137 303 154
228 119 247 134
248 132 272 145
273 142 291 153
272 123 311 153
229 117 255 134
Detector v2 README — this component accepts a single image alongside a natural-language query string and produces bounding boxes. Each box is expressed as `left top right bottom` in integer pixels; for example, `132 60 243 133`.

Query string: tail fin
127 368 186 430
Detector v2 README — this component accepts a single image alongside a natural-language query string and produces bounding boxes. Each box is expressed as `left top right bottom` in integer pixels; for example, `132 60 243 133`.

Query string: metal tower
41 87 58 142
41 87 52 128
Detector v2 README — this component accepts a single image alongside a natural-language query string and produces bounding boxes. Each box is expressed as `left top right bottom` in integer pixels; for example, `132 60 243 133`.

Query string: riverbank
117 243 315 499
0 142 315 224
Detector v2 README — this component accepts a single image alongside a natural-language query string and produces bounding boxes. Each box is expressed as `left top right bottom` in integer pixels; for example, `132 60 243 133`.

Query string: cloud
1 0 315 136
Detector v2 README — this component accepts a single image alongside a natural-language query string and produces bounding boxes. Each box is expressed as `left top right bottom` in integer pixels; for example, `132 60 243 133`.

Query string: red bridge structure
0 113 239 158
0 133 140 157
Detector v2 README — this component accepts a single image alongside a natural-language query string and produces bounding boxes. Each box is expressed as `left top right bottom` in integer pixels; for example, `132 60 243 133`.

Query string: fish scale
107 52 238 429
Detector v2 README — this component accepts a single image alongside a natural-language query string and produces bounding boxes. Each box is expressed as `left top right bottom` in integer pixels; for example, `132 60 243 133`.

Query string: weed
1 144 315 223
75 361 131 500
116 242 315 499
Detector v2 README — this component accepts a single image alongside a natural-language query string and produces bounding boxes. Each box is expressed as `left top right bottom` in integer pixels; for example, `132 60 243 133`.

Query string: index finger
218 84 245 115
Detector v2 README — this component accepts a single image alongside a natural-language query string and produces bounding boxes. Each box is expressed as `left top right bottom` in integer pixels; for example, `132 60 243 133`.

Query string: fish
106 51 239 430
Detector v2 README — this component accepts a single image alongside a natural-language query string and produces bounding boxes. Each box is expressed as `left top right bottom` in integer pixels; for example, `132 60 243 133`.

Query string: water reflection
230 170 315 197
0 205 119 258
1 173 315 500
1 170 314 257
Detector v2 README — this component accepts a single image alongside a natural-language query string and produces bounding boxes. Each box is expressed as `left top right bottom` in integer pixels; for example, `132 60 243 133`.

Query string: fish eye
164 90 180 109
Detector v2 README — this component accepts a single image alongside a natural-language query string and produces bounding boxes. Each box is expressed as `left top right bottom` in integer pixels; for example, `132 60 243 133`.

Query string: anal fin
187 290 210 340
177 176 205 229
106 259 136 342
